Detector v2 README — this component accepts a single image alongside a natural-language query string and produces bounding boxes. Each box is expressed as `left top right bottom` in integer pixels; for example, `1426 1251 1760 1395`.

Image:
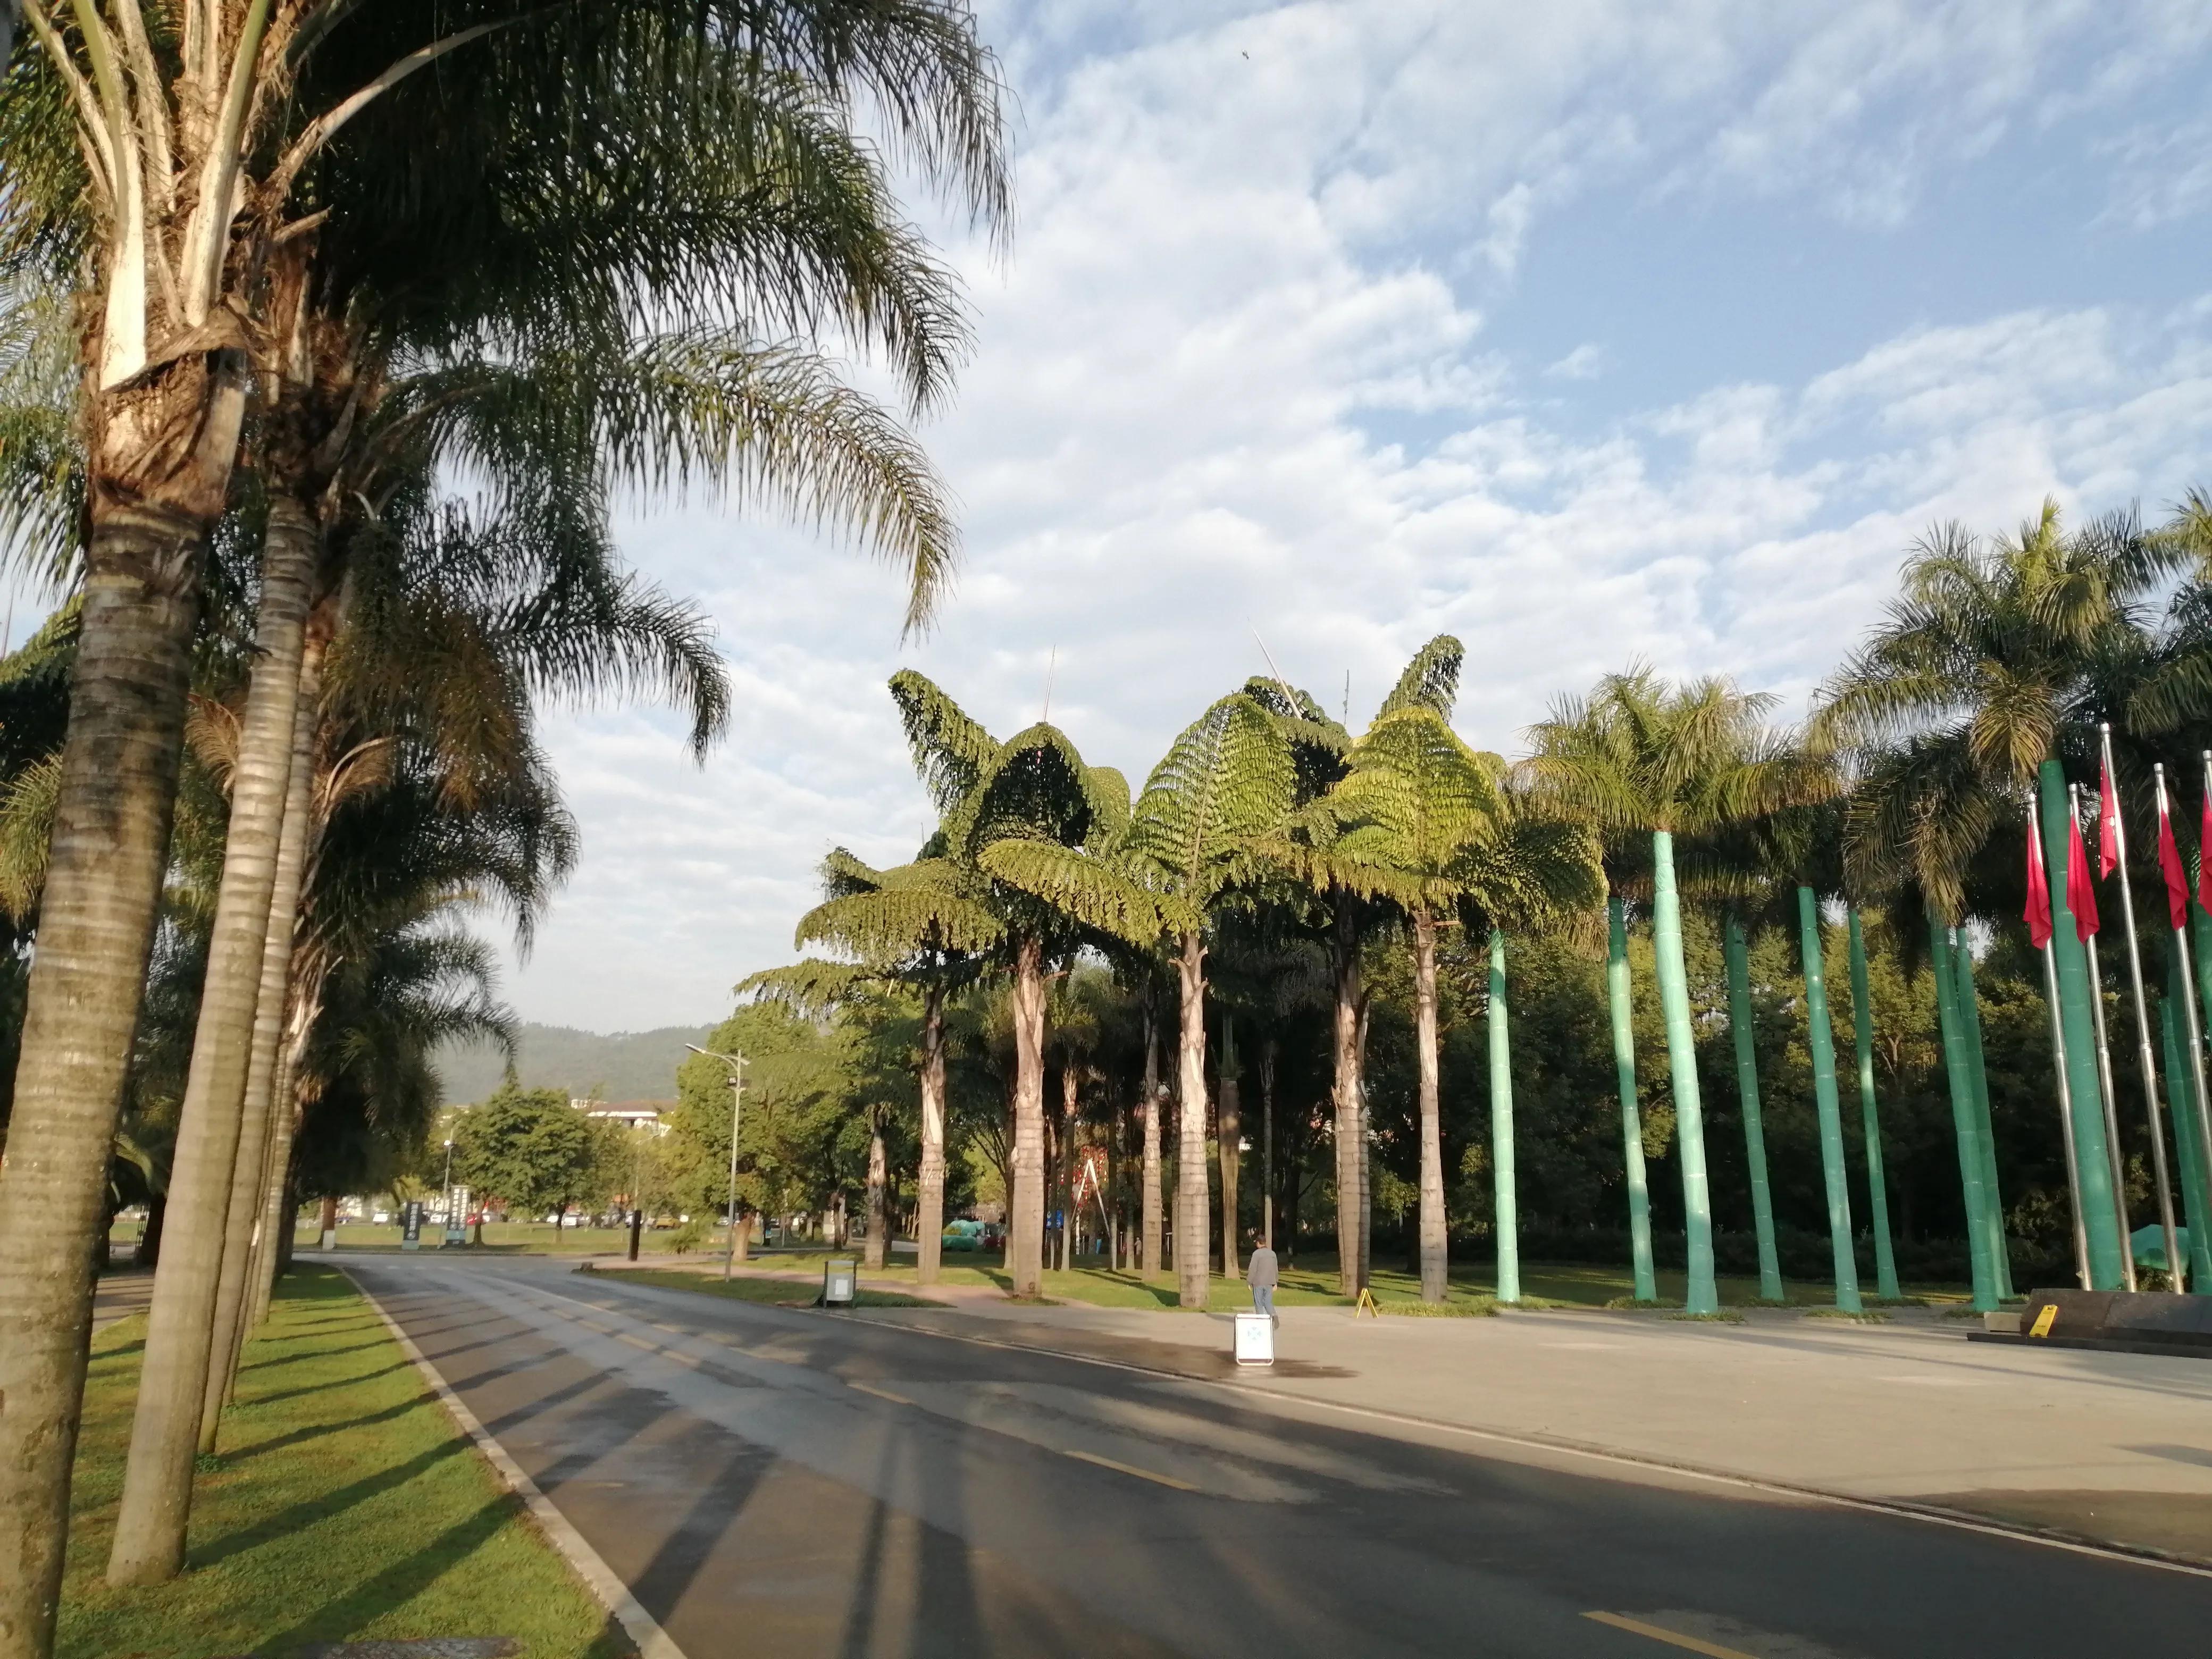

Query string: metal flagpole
2029 793 2093 1288
2187 758 2212 1218
2102 725 2181 1288
2072 782 2137 1290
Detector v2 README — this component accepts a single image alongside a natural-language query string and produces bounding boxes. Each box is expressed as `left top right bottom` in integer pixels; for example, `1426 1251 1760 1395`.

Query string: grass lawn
588 1266 940 1308
691 1245 1954 1310
680 1248 1972 1312
60 1262 628 1659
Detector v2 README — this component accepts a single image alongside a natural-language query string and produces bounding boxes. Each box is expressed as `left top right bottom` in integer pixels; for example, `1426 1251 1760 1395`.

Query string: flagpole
2029 793 2093 1289
2187 755 2212 1218
2102 725 2182 1289
2072 783 2137 1290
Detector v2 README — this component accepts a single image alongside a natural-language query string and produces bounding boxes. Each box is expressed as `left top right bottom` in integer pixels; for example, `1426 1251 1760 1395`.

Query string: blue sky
431 2 2212 1032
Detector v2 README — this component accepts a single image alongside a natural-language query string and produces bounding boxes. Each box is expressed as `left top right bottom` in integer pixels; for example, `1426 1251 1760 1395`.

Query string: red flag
2160 797 2191 931
2098 762 2119 877
2066 812 2099 940
2199 792 2212 918
2026 816 2054 949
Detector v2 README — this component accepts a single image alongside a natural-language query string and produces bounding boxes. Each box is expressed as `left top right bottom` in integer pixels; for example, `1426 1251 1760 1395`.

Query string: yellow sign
1354 1288 1380 1319
2028 1303 2059 1338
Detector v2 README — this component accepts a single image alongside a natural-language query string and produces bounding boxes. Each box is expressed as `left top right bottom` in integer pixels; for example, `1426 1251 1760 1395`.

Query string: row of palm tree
754 495 2212 1330
0 4 1012 1649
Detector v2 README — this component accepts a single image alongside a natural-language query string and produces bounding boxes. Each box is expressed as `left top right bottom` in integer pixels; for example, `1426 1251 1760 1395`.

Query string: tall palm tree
889 671 1129 1296
1302 708 1601 1303
1812 501 2179 1291
3 5 1011 1626
983 692 1297 1309
1526 667 1821 1314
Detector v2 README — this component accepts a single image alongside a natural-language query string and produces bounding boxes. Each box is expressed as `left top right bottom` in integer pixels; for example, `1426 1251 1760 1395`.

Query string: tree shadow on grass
240 1339 391 1372
228 1394 426 1463
248 1492 518 1657
241 1359 421 1409
192 1439 468 1569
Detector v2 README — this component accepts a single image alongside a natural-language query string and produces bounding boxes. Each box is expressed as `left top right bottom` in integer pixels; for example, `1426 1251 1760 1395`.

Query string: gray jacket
1246 1245 1279 1289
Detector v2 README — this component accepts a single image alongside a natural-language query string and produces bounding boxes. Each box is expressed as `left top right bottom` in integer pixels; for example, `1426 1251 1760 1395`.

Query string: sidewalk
835 1295 2212 1564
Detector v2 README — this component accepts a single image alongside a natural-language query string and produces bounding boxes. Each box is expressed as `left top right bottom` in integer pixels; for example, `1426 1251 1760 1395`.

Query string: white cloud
485 2 2212 1030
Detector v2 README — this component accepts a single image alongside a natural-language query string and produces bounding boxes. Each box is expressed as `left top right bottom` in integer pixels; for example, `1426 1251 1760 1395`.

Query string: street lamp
688 1044 748 1281
440 1138 458 1248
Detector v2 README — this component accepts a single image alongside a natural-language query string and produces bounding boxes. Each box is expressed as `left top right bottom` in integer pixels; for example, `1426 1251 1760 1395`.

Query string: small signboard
2028 1302 2059 1338
1234 1312 1275 1367
400 1201 423 1251
823 1258 858 1306
443 1186 468 1247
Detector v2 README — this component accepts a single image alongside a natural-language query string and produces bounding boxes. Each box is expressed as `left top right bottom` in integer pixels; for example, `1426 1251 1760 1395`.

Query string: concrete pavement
349 1255 2212 1658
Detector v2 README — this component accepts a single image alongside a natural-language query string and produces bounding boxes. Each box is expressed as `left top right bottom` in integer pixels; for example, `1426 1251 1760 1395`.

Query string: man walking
1246 1228 1278 1323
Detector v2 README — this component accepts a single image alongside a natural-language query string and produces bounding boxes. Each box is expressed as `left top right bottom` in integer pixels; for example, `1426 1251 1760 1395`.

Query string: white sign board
1234 1312 1275 1367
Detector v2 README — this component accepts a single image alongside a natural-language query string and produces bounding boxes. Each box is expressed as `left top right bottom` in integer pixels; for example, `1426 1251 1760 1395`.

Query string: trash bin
823 1258 858 1307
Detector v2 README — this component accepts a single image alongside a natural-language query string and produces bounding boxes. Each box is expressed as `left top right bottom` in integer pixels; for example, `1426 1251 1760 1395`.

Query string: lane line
1583 1612 1759 1658
815 1309 2212 1580
1063 1448 1200 1492
343 1269 688 1659
848 1381 915 1406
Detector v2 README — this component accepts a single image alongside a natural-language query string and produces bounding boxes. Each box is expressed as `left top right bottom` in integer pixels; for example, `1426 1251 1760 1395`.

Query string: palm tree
760 850 1000 1284
4 5 1012 1624
1303 708 1601 1303
1811 501 2177 1291
888 671 1130 1296
983 692 1297 1309
1527 667 1821 1314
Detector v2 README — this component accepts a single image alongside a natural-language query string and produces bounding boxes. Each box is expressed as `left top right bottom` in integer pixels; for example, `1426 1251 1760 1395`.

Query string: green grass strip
60 1263 626 1659
589 1266 941 1308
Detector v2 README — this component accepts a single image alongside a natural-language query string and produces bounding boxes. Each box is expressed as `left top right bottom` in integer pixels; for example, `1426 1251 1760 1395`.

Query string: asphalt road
347 1255 2212 1658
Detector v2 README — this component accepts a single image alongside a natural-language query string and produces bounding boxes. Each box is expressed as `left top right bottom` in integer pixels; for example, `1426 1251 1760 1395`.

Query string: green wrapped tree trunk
2038 759 2125 1288
1952 939 2014 1299
1607 897 1657 1303
1847 910 1901 1299
1931 913 1999 1311
1798 889 1862 1311
2158 984 2212 1292
1723 917 1782 1301
1652 832 1719 1314
1488 929 1519 1304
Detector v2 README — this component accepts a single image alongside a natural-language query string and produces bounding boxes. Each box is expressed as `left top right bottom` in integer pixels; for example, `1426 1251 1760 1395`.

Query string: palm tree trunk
1847 909 1901 1300
1217 1019 1241 1281
865 1116 889 1270
1931 912 1999 1311
1796 888 1861 1312
1410 911 1447 1302
1650 832 1718 1314
1008 935 1048 1296
1607 897 1657 1302
1260 1038 1278 1251
1722 915 1782 1301
1356 998 1373 1289
110 502 320 1585
2037 759 2125 1288
1060 1067 1080 1272
916 983 948 1285
1141 996 1163 1276
203 615 329 1448
1485 927 1518 1306
0 496 222 1649
1330 897 1365 1294
1951 936 2013 1298
1174 928 1211 1310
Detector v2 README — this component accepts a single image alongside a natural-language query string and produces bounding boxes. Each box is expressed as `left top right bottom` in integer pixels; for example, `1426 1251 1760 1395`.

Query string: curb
344 1267 689 1659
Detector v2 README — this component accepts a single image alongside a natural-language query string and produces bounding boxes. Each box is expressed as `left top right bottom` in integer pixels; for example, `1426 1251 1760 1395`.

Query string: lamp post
689 1044 748 1281
440 1138 458 1247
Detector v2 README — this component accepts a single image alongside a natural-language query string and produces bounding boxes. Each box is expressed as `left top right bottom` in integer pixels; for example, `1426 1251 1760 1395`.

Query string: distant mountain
430 1021 715 1105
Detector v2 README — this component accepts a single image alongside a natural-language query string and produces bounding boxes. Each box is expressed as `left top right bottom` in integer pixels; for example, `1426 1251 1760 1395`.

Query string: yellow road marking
614 1332 656 1351
1063 1449 1199 1492
849 1381 915 1406
650 1322 688 1334
1583 1612 1760 1658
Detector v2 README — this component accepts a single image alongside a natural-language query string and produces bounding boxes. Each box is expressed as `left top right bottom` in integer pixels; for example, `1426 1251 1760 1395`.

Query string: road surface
347 1255 2212 1658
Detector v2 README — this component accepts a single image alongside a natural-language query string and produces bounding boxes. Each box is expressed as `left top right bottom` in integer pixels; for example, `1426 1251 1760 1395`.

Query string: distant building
577 1099 674 1136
